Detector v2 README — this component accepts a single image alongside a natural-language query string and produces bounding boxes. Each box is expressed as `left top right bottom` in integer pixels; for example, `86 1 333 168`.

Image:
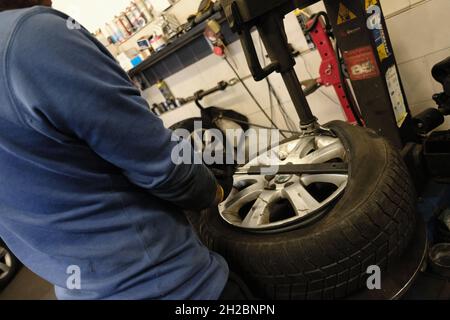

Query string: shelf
127 11 238 89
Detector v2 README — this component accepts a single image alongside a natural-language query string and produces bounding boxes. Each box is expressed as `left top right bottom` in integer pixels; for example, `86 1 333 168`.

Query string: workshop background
53 0 450 131
1 0 450 300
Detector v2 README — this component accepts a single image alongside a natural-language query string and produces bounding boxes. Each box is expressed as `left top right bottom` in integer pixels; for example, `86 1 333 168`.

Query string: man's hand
212 184 225 207
209 165 235 201
207 164 235 208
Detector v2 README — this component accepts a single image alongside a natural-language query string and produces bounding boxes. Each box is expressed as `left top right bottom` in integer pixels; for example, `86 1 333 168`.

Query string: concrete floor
0 267 55 300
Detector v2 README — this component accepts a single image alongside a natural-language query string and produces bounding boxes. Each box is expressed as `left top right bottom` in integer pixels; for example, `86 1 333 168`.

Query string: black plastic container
429 243 450 278
424 130 450 177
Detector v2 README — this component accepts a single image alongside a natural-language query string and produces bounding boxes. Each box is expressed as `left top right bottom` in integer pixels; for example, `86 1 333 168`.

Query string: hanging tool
220 0 321 134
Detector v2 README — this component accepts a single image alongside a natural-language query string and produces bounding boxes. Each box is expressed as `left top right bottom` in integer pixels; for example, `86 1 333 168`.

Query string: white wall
52 0 202 58
52 0 198 32
54 0 450 131
383 0 450 129
52 0 133 32
146 0 450 131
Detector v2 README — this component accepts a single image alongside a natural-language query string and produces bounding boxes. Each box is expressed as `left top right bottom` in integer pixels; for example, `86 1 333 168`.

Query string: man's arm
7 9 219 210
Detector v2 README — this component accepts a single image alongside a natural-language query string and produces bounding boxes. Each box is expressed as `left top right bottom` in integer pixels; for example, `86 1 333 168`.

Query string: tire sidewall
199 121 391 243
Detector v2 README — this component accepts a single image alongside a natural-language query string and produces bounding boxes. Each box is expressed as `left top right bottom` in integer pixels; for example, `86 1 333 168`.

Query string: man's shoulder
0 7 78 126
0 6 40 25
0 6 67 34
0 7 70 54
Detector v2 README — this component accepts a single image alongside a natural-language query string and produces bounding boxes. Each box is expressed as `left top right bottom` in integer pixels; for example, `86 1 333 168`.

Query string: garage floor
0 265 448 300
0 267 55 300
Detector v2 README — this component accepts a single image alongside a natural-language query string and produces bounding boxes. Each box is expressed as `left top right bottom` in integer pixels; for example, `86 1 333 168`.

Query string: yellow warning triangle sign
337 3 357 25
365 0 378 9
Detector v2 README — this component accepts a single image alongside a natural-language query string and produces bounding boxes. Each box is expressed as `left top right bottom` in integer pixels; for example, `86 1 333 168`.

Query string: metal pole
281 70 317 126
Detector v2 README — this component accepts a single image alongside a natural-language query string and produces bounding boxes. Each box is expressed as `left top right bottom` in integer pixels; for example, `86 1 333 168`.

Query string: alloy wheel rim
0 246 12 280
219 135 348 231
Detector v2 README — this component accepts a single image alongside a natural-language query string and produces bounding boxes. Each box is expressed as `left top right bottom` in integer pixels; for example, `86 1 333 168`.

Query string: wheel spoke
301 141 345 164
282 182 320 216
301 174 348 187
315 136 339 149
241 191 276 228
301 174 348 205
0 247 6 259
283 137 315 162
221 176 266 215
0 262 10 274
255 149 280 167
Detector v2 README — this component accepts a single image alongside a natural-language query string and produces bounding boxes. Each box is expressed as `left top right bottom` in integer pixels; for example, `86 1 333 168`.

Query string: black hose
266 79 298 131
224 57 287 138
334 42 364 126
304 11 333 36
220 115 300 134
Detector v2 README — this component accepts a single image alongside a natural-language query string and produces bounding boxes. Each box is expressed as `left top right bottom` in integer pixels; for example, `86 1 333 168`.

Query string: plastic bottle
119 12 135 35
132 2 148 28
125 7 140 31
135 0 153 23
144 0 153 12
105 23 123 43
114 15 131 38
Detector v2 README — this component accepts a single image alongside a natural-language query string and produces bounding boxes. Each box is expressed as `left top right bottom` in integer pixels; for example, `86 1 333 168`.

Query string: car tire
194 121 417 299
0 241 20 291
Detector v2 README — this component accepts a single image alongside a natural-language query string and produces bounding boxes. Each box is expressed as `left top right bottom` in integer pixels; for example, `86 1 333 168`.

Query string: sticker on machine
337 2 357 25
343 46 380 81
365 0 392 62
385 66 408 127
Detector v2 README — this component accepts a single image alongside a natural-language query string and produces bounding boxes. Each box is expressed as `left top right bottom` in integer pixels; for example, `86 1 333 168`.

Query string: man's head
0 0 52 11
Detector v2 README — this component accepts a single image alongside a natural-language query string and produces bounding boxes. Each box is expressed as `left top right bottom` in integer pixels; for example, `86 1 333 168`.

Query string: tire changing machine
219 0 450 299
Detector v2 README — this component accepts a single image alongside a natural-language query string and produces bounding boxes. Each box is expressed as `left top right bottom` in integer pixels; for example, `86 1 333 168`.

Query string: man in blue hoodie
0 0 234 299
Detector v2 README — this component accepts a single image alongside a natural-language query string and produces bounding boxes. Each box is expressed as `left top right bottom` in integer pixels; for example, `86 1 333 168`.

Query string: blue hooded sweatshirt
0 6 228 299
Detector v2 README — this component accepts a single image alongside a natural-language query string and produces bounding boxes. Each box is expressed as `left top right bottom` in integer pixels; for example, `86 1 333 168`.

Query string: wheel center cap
274 175 293 184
